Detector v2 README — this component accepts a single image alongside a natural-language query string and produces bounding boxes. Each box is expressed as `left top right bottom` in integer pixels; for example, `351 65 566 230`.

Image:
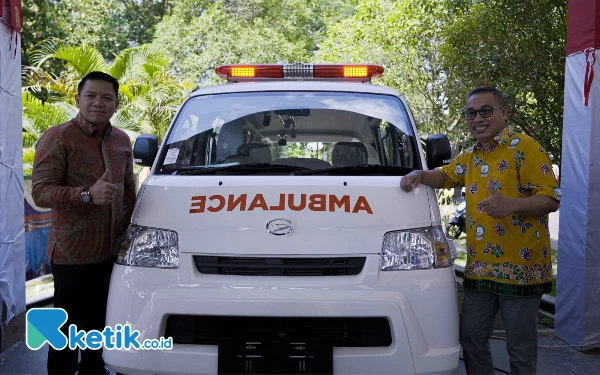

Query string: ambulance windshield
156 91 421 175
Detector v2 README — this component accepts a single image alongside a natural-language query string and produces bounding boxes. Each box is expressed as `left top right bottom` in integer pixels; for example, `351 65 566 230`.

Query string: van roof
189 81 405 99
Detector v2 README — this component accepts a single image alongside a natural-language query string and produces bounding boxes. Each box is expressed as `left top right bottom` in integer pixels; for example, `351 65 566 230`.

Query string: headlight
380 226 455 270
116 225 179 268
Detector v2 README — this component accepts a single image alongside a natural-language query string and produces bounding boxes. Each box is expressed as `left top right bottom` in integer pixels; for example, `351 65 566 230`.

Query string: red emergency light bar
215 63 384 83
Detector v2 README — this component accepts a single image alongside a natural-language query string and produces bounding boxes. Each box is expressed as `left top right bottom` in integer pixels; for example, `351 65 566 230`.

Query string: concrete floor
2 323 597 374
2 280 598 375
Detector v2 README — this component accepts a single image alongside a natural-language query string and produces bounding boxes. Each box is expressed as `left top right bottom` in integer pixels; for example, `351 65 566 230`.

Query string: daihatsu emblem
266 219 294 236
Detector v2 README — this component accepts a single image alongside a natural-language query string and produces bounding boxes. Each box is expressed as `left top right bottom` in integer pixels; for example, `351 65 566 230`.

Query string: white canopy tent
556 0 600 348
0 0 26 345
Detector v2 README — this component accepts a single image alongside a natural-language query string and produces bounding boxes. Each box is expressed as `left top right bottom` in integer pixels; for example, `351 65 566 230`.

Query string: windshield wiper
293 164 414 176
176 163 311 175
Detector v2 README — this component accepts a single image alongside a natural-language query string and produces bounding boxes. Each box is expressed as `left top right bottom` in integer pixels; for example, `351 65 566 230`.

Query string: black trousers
460 290 542 374
47 260 114 375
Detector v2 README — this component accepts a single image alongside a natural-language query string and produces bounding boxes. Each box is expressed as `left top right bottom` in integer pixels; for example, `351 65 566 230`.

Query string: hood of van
134 175 434 255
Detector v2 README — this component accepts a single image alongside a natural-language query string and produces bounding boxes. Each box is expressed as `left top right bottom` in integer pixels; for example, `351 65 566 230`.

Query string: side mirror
133 134 159 167
425 134 452 169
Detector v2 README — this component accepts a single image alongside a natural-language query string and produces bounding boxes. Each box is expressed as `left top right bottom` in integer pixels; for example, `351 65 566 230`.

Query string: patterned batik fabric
32 113 136 265
437 126 560 296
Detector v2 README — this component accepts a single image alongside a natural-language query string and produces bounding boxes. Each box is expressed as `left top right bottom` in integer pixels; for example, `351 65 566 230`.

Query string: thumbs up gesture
89 169 118 205
479 180 514 219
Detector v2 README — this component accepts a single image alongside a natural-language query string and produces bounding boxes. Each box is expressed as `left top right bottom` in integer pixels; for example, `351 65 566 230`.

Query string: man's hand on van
400 170 445 192
400 171 422 191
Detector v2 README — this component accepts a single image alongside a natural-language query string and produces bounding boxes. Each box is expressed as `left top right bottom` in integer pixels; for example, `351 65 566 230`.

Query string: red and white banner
0 0 21 58
556 0 600 348
566 0 600 56
0 0 21 32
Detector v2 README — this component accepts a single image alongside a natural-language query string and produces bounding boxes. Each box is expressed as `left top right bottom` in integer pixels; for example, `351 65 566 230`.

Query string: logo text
189 194 373 214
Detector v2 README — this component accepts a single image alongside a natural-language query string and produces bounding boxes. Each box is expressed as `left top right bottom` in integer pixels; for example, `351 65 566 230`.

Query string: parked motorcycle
446 188 466 239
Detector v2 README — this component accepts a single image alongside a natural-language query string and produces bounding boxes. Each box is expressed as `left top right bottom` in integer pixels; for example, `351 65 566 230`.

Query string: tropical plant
22 39 194 146
22 92 77 148
317 0 471 145
437 188 455 206
440 0 567 167
21 0 568 168
151 0 355 85
22 148 37 175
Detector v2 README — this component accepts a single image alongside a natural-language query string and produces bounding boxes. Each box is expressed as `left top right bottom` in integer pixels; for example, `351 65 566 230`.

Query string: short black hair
467 86 505 106
78 71 119 96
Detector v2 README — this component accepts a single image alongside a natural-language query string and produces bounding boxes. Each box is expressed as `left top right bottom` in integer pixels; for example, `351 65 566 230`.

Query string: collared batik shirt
32 113 136 265
437 126 560 296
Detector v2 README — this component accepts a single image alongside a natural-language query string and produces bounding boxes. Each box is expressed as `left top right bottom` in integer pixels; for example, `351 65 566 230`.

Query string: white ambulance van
105 63 460 375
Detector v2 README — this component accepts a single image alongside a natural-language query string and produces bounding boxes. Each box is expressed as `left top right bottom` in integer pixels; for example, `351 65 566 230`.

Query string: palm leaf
22 129 39 149
31 38 107 77
23 148 36 164
56 101 79 118
109 45 168 81
22 66 77 101
110 110 141 140
21 115 38 135
22 92 72 136
24 40 194 147
23 147 36 174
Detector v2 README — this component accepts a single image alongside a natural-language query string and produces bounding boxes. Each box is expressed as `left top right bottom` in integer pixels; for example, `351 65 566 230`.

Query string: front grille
165 315 392 347
194 256 366 276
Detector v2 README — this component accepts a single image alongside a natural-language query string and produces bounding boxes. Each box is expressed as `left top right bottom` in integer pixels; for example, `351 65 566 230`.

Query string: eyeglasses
465 106 504 120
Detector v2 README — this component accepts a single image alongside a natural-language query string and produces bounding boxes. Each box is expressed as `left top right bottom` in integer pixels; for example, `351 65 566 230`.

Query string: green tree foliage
120 0 170 46
54 0 131 59
21 0 64 67
152 0 356 85
20 0 568 168
22 0 168 63
277 142 334 160
279 143 315 159
22 40 194 146
22 91 77 148
440 0 567 166
21 91 77 174
318 0 471 147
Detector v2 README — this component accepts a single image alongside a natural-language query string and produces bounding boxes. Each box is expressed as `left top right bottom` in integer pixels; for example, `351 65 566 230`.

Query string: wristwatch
81 187 92 205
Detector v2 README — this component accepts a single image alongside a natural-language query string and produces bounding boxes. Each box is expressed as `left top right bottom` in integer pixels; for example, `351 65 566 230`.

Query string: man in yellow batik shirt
400 87 560 375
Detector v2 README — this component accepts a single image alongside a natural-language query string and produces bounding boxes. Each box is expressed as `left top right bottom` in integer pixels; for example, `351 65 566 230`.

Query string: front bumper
104 255 459 375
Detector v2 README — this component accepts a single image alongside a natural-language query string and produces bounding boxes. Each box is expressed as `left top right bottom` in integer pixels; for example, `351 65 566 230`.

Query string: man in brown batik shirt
32 71 136 375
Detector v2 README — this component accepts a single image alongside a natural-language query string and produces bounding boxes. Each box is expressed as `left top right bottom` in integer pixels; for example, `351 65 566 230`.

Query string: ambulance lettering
189 194 373 214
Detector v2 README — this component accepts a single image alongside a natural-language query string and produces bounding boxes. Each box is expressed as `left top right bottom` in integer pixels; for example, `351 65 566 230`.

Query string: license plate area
218 339 333 374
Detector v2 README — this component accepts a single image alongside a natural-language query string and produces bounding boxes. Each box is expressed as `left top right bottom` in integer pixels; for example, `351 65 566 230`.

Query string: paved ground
2 279 599 375
3 325 598 375
548 210 559 251
452 282 600 375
